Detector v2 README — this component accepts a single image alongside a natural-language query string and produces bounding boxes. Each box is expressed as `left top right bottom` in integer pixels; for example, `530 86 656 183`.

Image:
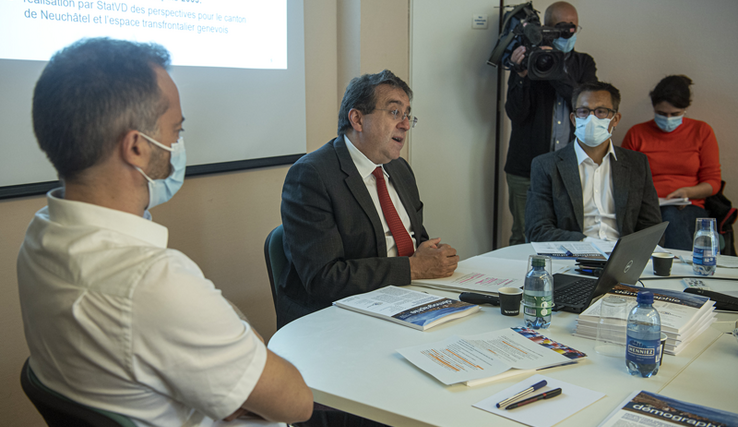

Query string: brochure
598 390 738 427
332 286 479 331
531 241 606 259
397 327 586 386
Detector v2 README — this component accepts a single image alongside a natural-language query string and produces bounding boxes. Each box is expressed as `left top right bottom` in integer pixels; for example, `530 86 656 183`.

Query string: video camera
487 2 575 80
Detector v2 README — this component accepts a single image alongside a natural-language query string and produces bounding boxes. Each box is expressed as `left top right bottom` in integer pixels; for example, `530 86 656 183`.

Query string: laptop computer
553 222 669 313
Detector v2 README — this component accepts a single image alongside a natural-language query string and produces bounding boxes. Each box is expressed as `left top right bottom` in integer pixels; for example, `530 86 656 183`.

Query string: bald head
544 1 578 27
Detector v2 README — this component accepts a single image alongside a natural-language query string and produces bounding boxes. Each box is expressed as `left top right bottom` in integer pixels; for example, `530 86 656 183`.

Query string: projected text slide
0 0 286 69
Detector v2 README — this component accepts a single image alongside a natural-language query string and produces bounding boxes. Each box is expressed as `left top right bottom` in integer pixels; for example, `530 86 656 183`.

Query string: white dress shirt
344 136 416 257
575 141 620 241
17 189 275 427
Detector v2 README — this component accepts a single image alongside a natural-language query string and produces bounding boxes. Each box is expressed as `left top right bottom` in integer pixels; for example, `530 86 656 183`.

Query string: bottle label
523 295 553 317
693 247 716 266
626 336 661 365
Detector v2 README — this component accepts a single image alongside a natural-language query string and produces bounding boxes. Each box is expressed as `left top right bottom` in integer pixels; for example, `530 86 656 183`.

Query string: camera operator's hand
511 46 528 78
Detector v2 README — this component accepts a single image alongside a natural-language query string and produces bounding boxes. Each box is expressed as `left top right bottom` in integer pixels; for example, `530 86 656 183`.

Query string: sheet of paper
397 330 570 385
412 267 522 294
474 374 606 427
659 197 691 206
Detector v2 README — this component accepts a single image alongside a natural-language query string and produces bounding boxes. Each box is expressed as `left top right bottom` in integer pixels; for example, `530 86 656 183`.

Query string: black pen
505 388 562 410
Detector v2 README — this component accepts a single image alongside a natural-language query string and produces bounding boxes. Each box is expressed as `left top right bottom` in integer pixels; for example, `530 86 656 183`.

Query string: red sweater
622 118 721 209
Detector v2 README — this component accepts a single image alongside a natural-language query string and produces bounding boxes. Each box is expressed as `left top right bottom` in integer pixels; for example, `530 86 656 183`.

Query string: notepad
474 374 605 427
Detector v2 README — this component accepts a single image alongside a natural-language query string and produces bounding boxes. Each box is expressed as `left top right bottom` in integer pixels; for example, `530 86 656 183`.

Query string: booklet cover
333 285 479 331
598 390 738 427
396 327 586 386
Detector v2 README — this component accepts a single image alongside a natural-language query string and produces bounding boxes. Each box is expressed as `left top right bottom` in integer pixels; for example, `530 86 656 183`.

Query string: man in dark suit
278 70 458 329
525 81 662 242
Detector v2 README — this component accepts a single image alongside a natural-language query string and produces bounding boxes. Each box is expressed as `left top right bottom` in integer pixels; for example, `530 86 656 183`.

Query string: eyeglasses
375 109 418 128
575 107 617 119
555 22 583 39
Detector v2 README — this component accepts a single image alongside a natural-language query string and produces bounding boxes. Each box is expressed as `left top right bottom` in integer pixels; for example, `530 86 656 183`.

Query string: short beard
147 142 171 180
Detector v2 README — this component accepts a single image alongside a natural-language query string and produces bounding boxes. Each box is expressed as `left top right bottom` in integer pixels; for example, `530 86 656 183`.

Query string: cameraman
504 1 597 245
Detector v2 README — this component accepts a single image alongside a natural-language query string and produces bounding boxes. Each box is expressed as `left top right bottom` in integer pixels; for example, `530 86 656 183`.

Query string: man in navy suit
525 81 662 242
278 70 459 329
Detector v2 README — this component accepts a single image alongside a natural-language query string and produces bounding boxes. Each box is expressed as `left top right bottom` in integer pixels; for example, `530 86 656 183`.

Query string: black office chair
263 226 352 425
264 224 287 312
20 358 136 427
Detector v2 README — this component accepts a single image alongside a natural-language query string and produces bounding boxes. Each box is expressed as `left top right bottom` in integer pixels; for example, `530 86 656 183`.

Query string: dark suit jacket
277 136 429 328
525 142 662 242
504 51 597 178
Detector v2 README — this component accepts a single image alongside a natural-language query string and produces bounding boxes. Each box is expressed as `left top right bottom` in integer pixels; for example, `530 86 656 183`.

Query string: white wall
410 0 501 259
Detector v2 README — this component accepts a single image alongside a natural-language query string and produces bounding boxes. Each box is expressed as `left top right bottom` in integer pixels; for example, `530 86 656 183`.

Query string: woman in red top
622 75 721 250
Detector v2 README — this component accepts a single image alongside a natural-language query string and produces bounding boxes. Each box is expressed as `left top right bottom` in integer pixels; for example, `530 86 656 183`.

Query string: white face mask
654 114 683 132
135 133 187 209
574 115 613 147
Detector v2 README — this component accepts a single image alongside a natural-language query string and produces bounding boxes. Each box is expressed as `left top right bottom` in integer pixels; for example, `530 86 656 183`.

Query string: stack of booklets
598 390 738 426
332 285 480 331
397 327 586 386
574 284 716 355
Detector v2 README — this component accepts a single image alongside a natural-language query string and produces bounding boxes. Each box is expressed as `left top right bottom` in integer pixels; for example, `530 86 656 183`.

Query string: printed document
397 329 571 385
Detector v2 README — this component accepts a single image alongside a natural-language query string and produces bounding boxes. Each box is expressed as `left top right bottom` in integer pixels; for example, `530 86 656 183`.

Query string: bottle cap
636 290 654 304
531 256 546 268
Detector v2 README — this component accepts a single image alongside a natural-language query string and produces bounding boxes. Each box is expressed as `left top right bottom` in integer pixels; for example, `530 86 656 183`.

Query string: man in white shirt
17 38 312 427
524 81 662 242
278 70 459 331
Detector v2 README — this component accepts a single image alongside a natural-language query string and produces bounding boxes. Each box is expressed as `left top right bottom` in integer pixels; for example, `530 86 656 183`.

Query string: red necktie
372 167 414 257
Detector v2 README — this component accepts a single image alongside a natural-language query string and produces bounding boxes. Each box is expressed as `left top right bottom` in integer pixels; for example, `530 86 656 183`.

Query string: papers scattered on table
396 327 586 386
574 284 716 355
598 390 738 427
717 255 738 268
674 254 738 268
531 242 606 259
659 197 691 206
412 268 521 295
332 286 479 331
474 374 605 427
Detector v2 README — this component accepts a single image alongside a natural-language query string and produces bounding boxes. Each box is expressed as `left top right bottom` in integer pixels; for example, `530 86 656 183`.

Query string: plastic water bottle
692 218 718 276
626 291 661 378
523 255 553 329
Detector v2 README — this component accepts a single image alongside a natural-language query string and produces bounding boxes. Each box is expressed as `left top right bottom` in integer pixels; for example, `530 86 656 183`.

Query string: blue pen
496 380 547 408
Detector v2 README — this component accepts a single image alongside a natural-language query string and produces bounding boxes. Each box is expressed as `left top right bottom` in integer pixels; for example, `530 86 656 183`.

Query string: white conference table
268 245 738 426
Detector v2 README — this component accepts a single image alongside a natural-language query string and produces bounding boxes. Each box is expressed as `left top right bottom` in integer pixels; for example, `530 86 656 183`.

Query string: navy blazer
525 142 662 242
278 136 429 328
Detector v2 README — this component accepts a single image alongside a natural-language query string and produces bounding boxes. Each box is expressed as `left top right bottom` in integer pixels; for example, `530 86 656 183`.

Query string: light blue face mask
553 33 576 53
136 133 187 209
575 115 612 147
654 114 683 133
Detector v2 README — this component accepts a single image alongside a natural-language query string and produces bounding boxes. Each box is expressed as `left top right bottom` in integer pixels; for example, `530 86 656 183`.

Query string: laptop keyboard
554 277 597 305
